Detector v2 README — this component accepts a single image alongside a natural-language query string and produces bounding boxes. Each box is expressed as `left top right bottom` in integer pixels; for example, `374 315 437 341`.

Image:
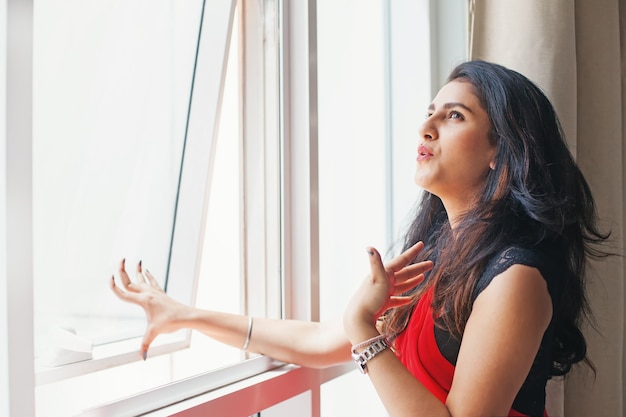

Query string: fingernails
122 258 126 266
139 260 142 269
142 351 147 361
367 249 374 256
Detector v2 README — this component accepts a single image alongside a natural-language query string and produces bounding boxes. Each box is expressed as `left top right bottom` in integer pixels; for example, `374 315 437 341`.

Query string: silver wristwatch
351 337 390 374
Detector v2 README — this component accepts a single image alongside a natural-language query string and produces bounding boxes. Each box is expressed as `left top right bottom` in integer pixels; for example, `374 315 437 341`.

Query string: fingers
111 258 164 301
367 244 432 281
387 241 425 272
366 247 390 286
118 258 134 289
374 295 416 317
141 325 158 361
365 244 432 298
110 275 140 303
117 258 160 289
385 295 415 309
136 260 148 285
119 258 143 293
134 260 162 288
113 258 145 299
394 260 434 283
391 260 432 295
392 273 425 295
143 269 160 288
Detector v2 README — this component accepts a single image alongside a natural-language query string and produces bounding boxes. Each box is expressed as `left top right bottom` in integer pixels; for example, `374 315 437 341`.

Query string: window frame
31 0 241 386
240 0 283 322
3 0 36 413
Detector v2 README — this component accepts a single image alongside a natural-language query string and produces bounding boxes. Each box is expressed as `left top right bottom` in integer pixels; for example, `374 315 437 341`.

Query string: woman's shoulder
474 245 561 303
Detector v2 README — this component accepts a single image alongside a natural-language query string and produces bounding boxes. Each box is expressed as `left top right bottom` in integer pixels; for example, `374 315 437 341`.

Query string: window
33 0 206 367
2 0 467 415
316 2 389 414
316 0 467 414
31 0 282 415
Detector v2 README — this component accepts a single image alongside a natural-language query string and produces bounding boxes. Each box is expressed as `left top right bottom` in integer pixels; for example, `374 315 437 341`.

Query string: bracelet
242 316 253 351
352 334 387 352
351 335 390 374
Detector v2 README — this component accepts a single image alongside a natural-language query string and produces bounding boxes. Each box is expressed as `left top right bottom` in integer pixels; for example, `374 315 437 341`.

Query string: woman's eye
449 111 462 119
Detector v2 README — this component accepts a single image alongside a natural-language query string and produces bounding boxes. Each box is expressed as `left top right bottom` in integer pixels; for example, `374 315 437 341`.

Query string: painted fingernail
367 249 374 256
142 351 147 361
139 260 142 268
122 258 126 265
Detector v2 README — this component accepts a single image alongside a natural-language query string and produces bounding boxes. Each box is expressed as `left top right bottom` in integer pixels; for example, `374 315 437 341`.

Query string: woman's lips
417 145 434 161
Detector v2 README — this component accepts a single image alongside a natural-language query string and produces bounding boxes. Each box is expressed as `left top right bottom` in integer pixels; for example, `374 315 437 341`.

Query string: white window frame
31 0 239 386
1 0 466 416
3 0 36 415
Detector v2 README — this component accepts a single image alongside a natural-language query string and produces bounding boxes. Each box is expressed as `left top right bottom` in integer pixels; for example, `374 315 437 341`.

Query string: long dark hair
381 60 610 376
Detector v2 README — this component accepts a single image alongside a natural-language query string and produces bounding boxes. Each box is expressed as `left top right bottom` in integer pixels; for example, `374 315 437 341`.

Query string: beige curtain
468 1 626 416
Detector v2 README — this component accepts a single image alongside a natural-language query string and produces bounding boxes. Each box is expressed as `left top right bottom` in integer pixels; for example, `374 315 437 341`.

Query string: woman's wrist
350 334 391 374
343 309 380 345
347 326 380 345
171 302 198 330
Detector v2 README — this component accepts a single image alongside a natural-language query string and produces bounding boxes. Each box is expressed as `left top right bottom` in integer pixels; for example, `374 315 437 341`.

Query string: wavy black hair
381 60 610 376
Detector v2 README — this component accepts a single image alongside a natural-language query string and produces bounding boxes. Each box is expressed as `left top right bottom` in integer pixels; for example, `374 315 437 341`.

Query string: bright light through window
33 1 205 360
32 1 283 414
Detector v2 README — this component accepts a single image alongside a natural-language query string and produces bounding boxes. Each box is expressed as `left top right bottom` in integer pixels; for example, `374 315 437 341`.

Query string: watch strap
351 336 390 374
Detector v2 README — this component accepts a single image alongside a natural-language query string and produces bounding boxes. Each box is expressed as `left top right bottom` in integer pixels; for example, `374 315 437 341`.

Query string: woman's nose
418 118 437 141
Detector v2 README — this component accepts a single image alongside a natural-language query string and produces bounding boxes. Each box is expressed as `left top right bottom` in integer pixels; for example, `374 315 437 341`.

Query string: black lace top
434 246 562 416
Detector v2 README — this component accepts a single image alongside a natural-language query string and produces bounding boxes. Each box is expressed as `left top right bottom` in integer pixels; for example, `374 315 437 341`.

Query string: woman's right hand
110 259 191 360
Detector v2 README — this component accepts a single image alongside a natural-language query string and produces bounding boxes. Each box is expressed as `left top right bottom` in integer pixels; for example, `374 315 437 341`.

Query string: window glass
33 1 204 357
317 0 398 414
317 0 387 320
32 1 267 414
33 0 285 414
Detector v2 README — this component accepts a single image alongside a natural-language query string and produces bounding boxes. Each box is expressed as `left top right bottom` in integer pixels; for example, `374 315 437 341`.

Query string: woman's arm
445 264 552 416
343 243 448 417
181 311 352 368
110 259 351 367
343 247 552 417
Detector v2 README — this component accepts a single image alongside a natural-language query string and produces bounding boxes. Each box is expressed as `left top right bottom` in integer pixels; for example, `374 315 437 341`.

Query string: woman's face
414 80 496 213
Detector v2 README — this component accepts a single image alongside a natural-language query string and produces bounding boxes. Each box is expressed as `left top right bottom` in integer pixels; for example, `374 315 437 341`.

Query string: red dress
393 287 548 417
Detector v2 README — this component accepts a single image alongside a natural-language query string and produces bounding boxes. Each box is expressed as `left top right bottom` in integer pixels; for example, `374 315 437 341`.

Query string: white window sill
142 362 355 417
35 331 190 385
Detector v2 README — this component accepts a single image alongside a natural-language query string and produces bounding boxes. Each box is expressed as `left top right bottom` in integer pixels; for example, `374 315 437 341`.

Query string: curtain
468 1 625 416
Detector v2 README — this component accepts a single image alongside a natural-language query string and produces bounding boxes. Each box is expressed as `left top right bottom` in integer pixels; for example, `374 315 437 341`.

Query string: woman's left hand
343 241 433 341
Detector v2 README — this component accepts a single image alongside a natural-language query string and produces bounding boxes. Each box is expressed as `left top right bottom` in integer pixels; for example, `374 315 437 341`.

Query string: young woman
111 60 609 417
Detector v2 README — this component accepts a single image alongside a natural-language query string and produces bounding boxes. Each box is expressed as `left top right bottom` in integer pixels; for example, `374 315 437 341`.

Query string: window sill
35 330 190 385
143 362 355 417
78 356 311 417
